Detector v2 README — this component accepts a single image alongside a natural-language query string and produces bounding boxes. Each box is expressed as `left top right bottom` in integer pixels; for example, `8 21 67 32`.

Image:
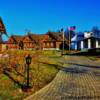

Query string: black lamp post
25 54 32 88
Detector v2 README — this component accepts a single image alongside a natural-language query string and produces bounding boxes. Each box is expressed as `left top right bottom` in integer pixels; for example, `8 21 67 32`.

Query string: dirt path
24 56 100 100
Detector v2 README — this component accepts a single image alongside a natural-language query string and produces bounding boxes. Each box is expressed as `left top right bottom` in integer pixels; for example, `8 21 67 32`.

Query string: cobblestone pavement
25 56 100 100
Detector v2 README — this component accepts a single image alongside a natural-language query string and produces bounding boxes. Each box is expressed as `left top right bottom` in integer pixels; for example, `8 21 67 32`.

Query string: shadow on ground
65 62 100 69
3 69 30 91
62 67 88 74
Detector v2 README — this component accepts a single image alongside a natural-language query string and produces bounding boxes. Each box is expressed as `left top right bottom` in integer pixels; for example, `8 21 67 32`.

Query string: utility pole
61 28 64 55
63 30 65 55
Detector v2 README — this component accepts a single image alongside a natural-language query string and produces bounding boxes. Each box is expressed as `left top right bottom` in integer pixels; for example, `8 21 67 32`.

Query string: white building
84 32 94 38
77 32 100 50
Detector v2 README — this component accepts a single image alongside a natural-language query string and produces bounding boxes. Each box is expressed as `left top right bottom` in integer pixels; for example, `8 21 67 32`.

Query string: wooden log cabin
24 32 69 50
23 34 45 50
7 35 24 50
6 32 69 50
43 31 69 50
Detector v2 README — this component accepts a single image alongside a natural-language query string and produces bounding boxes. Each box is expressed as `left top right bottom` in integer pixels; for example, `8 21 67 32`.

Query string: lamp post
25 54 32 88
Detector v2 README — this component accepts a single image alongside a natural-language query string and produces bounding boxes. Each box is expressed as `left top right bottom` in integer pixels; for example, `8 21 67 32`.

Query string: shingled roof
45 31 69 43
25 33 46 47
8 35 23 44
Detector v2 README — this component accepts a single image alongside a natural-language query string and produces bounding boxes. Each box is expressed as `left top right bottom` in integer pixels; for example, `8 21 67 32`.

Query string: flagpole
75 31 77 50
68 26 76 51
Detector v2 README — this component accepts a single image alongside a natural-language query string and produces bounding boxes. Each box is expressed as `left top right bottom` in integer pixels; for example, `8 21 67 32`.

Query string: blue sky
0 0 100 40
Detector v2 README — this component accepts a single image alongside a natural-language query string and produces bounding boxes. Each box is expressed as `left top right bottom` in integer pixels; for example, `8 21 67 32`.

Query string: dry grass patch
0 50 63 99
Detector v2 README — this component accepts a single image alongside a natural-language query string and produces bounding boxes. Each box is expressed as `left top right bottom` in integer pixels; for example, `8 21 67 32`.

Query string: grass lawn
0 50 63 100
0 74 25 100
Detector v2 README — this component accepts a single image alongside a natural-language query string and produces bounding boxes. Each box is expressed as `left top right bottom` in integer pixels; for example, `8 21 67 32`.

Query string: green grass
0 74 25 100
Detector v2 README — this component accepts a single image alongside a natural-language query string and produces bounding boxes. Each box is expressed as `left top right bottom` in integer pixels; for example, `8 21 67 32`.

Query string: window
44 43 47 47
51 42 54 47
47 43 49 47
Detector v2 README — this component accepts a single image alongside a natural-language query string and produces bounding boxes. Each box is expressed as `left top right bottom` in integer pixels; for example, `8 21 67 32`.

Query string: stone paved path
25 56 100 100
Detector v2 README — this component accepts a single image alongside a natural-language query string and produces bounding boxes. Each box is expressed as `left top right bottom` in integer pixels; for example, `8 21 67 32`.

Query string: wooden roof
8 35 23 44
26 32 68 42
45 31 69 43
7 32 69 46
27 33 46 43
12 35 23 41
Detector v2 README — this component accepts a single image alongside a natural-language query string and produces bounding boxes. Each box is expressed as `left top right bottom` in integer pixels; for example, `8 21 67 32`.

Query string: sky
0 0 100 40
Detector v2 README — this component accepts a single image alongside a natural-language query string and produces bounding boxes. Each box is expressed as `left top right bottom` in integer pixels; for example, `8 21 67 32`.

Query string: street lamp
25 54 32 88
